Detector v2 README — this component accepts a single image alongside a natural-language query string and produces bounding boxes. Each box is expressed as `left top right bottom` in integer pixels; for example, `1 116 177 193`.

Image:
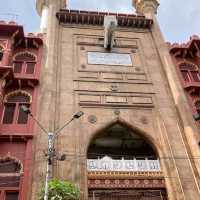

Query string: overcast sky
0 0 199 43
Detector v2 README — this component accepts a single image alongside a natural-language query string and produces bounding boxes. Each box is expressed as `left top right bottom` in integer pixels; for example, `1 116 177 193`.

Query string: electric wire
2 150 200 160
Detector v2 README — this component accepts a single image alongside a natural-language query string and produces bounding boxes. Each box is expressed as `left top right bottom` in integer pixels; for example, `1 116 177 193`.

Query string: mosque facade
0 0 200 199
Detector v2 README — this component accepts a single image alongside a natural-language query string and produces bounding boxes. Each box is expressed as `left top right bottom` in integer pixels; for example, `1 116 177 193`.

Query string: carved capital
133 0 159 15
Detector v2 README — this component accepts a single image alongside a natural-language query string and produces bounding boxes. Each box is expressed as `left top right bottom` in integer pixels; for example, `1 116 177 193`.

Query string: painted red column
2 49 11 66
1 39 13 67
19 139 33 200
0 191 4 200
0 78 5 104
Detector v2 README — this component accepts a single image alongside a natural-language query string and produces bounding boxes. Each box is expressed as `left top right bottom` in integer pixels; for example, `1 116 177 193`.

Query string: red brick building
0 21 43 200
169 35 200 126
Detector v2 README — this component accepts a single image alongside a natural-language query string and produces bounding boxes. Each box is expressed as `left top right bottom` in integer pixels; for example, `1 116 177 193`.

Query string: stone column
40 4 49 32
36 0 66 33
133 0 200 199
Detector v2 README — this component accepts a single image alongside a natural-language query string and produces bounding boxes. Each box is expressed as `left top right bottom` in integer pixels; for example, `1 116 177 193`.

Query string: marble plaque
88 52 132 66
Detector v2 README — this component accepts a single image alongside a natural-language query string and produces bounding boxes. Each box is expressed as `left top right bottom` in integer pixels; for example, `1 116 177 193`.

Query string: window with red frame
0 157 21 200
13 52 36 74
5 192 19 200
2 92 31 124
180 63 200 82
0 46 3 61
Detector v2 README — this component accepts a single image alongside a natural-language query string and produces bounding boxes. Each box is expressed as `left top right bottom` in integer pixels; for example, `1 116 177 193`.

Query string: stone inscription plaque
88 52 132 66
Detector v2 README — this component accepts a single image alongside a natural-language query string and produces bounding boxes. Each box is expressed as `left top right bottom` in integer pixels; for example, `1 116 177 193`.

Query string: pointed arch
86 117 160 159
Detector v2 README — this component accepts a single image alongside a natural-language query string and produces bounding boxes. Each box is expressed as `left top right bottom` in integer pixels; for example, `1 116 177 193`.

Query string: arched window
179 63 200 82
2 91 31 124
13 52 36 74
0 46 3 61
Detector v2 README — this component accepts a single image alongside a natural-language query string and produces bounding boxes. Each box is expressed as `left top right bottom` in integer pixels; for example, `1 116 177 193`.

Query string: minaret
133 0 159 18
35 0 67 131
32 2 67 199
133 0 200 196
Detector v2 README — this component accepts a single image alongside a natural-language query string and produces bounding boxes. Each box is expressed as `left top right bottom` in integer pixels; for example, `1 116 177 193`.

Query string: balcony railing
87 156 161 172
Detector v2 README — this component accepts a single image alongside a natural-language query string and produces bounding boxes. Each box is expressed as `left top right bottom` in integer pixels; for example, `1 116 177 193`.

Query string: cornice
56 9 153 29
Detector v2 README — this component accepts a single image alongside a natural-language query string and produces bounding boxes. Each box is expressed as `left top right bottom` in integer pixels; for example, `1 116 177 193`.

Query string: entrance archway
87 123 167 200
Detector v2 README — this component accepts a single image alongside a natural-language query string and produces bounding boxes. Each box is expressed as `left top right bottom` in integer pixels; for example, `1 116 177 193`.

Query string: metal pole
44 159 49 200
21 106 84 200
44 132 54 200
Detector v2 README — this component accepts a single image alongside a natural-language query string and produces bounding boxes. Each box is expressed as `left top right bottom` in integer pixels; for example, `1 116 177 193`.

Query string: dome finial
133 0 159 16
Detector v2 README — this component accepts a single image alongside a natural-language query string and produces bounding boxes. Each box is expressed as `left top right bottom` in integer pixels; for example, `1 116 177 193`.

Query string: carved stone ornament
80 46 85 50
81 64 86 69
88 115 97 124
133 0 159 15
140 116 148 124
135 67 141 72
131 49 137 53
114 109 120 115
110 84 119 92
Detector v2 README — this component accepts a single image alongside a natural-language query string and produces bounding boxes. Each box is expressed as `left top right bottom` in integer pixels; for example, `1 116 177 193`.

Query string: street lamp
193 113 200 121
21 105 84 200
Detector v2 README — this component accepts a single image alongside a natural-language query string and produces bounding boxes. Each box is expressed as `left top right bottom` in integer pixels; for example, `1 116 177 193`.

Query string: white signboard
87 156 161 172
88 52 132 66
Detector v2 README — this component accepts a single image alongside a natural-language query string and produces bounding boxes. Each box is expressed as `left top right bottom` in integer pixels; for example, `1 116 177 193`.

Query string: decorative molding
78 71 147 82
79 94 101 103
88 178 165 189
88 171 164 179
78 93 153 108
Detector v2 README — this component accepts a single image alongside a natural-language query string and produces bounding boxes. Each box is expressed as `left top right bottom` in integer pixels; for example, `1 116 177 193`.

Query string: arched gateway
87 123 167 200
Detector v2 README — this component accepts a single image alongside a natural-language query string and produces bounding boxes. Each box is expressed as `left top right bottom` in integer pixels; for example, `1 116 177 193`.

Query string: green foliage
39 179 80 200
